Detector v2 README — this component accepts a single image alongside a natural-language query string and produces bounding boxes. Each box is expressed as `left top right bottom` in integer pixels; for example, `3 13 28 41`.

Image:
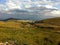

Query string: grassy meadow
0 18 60 45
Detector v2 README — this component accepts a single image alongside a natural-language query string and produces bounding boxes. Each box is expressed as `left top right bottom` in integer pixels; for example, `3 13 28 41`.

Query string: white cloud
5 0 22 9
51 10 60 15
44 5 55 9
0 0 59 10
0 0 60 20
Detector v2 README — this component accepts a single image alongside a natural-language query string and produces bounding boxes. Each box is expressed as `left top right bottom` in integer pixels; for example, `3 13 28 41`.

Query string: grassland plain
0 18 60 45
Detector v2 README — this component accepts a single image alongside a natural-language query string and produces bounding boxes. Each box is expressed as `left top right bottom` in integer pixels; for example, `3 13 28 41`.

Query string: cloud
51 10 60 16
5 0 22 9
0 0 59 10
0 0 60 20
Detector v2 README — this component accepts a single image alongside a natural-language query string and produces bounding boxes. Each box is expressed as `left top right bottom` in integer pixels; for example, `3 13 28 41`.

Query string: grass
0 18 60 45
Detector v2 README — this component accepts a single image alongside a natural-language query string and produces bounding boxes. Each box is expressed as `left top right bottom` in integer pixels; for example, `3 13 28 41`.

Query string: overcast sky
0 0 60 20
0 0 60 10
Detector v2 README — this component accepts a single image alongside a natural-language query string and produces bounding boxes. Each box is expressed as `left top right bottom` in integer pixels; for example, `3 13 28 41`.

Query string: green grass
0 18 60 45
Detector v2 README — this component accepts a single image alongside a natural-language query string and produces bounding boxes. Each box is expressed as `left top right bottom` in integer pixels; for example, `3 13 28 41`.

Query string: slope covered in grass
0 18 60 45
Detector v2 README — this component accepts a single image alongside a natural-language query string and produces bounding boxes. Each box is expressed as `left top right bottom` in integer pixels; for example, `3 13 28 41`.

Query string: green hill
0 18 60 45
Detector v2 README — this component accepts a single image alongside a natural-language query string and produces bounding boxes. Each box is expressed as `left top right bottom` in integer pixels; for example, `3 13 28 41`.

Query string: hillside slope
0 18 60 45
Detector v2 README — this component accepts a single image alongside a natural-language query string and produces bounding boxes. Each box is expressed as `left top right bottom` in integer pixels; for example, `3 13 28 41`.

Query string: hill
34 17 60 31
0 17 60 45
35 17 60 26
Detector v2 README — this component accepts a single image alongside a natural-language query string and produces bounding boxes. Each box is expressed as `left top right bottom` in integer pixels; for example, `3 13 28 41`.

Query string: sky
0 0 60 20
0 0 60 10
